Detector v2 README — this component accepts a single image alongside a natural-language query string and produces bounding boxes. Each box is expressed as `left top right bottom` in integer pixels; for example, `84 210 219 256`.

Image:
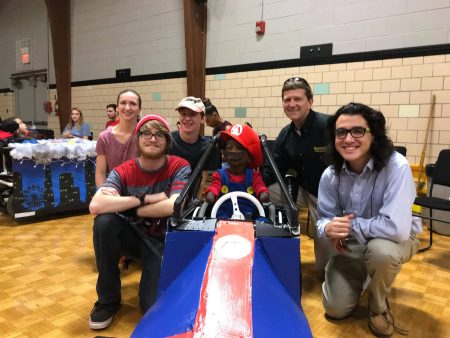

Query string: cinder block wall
0 93 14 120
7 52 448 167
202 54 450 165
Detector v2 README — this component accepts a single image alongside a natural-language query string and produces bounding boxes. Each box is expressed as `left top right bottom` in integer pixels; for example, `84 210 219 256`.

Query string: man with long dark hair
317 102 422 336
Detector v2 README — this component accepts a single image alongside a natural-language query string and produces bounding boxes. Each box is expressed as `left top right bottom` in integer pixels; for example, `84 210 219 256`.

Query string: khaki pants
322 236 420 318
269 184 334 276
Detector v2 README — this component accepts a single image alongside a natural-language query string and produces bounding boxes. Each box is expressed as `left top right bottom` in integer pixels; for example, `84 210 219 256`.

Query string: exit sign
16 38 32 70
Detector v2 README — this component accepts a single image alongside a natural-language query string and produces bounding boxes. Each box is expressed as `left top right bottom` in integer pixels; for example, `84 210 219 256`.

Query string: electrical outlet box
116 68 131 80
300 43 333 59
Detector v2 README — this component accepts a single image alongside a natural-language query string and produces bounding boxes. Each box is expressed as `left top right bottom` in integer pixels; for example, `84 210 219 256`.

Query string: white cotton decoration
8 139 97 164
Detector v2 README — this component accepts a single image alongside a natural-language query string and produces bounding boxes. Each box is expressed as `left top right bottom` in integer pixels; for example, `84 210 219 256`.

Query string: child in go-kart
205 124 269 219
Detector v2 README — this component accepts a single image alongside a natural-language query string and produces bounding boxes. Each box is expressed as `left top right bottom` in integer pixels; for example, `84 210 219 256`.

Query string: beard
139 144 166 160
141 152 165 160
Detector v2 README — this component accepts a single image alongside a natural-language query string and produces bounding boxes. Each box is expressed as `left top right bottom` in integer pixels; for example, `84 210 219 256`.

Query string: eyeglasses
335 127 371 139
283 77 310 86
139 131 165 141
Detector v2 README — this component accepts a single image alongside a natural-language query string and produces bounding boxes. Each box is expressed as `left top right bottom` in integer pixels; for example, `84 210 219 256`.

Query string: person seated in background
105 103 119 129
61 107 91 139
0 118 18 143
0 117 45 172
10 117 29 138
202 98 232 136
205 124 269 219
316 102 421 337
0 117 44 140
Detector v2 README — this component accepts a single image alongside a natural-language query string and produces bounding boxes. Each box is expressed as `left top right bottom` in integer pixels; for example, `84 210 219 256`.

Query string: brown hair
136 120 171 155
65 107 84 129
203 97 219 116
281 77 313 101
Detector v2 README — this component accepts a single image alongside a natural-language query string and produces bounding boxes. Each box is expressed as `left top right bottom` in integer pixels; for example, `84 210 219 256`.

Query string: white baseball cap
175 96 205 114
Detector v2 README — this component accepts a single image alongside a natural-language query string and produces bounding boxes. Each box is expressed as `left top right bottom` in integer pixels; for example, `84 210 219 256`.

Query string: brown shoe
369 303 409 337
369 311 394 336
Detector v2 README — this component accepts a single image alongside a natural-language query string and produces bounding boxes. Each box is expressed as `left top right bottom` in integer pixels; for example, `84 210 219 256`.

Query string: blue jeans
93 213 164 312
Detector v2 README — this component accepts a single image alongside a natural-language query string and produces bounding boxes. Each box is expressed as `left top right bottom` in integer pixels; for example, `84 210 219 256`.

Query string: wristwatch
135 194 146 206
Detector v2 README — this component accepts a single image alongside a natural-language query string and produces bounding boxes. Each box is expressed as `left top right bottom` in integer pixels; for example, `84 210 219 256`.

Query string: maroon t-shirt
96 127 136 173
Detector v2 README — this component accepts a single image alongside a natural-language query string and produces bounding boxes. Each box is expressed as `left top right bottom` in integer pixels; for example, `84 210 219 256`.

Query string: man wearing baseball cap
88 114 191 330
171 96 221 198
205 124 269 219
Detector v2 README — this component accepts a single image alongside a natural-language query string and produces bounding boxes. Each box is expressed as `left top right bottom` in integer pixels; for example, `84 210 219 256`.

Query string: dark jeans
93 213 164 312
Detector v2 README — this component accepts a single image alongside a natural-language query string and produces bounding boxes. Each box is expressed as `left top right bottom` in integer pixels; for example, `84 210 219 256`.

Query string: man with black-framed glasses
88 114 191 330
316 102 421 336
262 76 331 275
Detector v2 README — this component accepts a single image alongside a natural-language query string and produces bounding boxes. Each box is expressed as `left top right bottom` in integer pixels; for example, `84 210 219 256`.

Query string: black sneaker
89 301 120 330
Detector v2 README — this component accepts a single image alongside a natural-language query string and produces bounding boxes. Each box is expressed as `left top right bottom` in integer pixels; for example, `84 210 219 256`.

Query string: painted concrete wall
2 0 450 87
37 53 450 165
70 0 185 82
1 0 449 166
206 0 450 66
0 0 53 89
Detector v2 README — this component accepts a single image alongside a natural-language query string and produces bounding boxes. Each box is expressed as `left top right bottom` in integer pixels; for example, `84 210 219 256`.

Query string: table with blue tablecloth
7 139 96 220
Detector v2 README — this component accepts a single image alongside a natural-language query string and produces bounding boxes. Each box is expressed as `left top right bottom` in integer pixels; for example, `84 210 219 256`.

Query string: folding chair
394 145 407 156
413 149 450 252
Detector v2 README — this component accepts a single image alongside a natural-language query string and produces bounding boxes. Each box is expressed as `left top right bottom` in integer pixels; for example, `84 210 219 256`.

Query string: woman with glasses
261 76 331 275
316 102 421 337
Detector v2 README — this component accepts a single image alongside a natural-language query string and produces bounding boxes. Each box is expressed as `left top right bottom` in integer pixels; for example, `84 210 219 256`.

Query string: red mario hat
220 124 262 168
135 114 170 135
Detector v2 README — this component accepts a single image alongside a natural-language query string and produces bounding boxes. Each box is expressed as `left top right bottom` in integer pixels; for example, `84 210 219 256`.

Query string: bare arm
137 193 179 218
95 155 108 187
61 130 73 138
144 192 168 204
89 188 176 217
89 187 140 215
196 171 209 199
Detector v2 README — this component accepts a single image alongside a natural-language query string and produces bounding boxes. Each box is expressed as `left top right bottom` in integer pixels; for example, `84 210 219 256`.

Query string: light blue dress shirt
63 123 91 138
317 151 422 244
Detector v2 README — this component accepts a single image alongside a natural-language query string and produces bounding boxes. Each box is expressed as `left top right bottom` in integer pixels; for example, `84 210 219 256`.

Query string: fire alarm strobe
256 21 265 34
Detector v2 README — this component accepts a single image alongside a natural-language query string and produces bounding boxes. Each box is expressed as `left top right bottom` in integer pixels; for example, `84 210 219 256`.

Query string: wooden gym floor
0 211 449 337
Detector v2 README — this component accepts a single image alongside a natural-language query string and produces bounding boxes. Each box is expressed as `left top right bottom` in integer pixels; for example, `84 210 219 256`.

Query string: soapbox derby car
132 134 312 337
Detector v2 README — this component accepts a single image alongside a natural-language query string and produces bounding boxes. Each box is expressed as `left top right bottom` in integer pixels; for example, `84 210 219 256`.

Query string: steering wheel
210 191 265 220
